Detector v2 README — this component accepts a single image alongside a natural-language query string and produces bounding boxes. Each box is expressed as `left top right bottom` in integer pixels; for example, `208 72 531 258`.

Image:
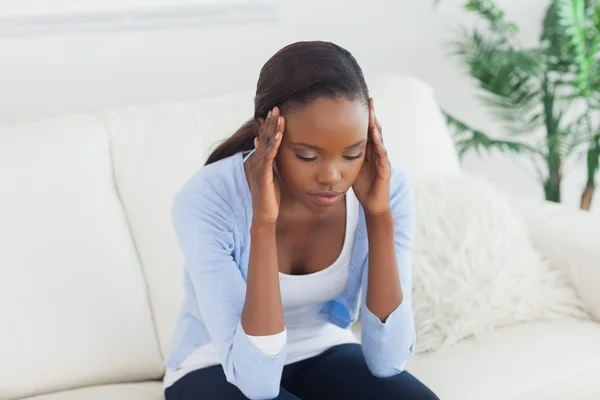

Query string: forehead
283 97 369 147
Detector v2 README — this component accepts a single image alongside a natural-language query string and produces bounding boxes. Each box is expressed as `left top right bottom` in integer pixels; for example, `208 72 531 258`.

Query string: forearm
241 221 285 336
365 211 403 322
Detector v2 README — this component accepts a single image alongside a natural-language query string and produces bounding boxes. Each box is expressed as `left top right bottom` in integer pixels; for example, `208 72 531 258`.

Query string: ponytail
205 119 258 166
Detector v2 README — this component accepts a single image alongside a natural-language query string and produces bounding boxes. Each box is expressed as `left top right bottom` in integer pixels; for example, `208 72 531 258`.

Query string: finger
375 120 383 145
272 108 281 140
257 108 276 158
265 130 283 162
257 110 271 149
278 115 285 138
262 109 274 142
368 110 376 143
265 113 278 149
371 124 382 147
365 141 378 176
368 98 375 126
371 125 388 164
266 115 284 158
370 99 383 144
269 107 280 136
369 110 378 142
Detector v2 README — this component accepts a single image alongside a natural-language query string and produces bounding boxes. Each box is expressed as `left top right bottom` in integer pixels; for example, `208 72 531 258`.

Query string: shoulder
172 153 245 226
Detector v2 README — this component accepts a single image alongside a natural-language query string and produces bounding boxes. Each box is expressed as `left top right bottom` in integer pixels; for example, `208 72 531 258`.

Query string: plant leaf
445 112 541 159
452 27 544 136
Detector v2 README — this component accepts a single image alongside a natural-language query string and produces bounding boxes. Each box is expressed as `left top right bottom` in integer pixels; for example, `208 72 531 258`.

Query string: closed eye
295 153 364 162
296 154 318 162
344 153 363 161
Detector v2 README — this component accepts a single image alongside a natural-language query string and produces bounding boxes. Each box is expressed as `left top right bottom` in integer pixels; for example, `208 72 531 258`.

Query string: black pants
165 343 439 400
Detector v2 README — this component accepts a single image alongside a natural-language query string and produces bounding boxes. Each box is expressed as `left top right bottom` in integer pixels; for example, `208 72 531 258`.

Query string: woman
163 41 438 400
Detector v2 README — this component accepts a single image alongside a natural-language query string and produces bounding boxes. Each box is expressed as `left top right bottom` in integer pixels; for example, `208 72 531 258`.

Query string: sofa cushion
407 319 600 400
411 175 585 353
22 382 163 400
0 116 164 399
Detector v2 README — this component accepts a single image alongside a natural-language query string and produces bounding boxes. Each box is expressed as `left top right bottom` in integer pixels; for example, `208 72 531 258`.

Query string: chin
307 203 332 214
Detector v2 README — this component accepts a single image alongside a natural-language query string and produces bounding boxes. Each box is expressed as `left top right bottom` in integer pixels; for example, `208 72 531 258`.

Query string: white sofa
1 74 599 400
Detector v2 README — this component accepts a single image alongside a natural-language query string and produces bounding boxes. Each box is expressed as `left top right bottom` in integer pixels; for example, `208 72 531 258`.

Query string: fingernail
268 110 272 118
275 132 281 140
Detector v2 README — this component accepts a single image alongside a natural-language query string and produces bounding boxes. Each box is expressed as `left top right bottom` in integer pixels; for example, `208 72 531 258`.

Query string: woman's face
274 97 369 213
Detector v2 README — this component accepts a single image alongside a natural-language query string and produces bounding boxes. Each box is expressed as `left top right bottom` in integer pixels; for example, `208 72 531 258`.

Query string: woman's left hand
352 98 391 216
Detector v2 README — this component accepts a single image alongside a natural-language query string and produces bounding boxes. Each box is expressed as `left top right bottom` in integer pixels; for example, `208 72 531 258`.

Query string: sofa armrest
506 194 600 321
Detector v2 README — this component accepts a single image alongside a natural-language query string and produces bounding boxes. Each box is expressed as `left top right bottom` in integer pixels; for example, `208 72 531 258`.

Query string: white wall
1 0 597 211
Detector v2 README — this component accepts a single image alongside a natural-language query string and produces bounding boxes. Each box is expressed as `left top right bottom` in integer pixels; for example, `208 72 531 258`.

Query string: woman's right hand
247 106 285 226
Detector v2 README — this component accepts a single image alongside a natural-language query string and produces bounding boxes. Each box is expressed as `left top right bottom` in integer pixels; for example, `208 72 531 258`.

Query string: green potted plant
443 0 600 210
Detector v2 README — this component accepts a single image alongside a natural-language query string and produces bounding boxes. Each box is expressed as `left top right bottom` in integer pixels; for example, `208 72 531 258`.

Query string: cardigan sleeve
359 166 417 377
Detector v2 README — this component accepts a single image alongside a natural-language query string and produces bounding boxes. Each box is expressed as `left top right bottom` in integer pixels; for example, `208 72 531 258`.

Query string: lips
310 191 343 206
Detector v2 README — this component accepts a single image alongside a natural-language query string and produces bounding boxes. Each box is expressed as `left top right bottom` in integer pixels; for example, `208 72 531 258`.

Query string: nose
316 162 342 187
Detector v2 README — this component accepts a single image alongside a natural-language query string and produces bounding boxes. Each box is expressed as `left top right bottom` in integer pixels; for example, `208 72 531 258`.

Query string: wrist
365 210 394 231
365 207 393 221
250 219 277 235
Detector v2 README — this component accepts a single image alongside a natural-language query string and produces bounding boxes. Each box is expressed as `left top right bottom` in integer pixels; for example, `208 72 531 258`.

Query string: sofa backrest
0 116 164 400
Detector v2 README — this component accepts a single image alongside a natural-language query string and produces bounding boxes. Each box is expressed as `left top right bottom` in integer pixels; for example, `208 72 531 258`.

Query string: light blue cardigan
165 152 416 400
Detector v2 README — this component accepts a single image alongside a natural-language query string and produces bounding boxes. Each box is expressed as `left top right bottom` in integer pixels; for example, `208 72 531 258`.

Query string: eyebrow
289 139 367 151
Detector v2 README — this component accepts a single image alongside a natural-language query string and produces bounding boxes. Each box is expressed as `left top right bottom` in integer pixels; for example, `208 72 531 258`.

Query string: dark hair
204 41 369 165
